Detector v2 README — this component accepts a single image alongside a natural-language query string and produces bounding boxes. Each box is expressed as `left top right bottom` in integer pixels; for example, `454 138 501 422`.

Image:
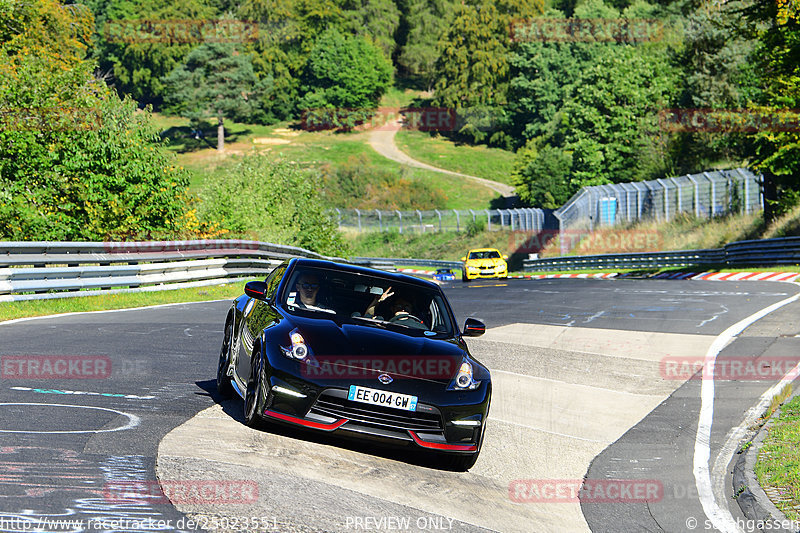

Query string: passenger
365 287 425 327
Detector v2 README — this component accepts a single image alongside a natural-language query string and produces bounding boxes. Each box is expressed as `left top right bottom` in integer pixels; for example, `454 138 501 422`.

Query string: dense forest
0 0 798 251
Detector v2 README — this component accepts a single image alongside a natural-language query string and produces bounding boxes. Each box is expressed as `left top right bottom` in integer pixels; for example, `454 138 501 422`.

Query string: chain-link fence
554 168 761 232
333 208 549 233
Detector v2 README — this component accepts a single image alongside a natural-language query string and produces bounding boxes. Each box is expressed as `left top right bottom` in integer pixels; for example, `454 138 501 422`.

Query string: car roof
467 248 501 253
289 258 440 290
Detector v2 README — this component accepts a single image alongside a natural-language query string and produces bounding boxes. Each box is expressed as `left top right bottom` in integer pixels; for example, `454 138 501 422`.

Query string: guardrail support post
434 209 442 232
486 209 491 231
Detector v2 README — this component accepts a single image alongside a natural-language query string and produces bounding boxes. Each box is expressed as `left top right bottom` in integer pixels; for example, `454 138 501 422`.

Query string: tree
554 44 678 185
200 157 348 256
298 28 392 129
512 143 574 208
341 0 401 59
0 0 191 240
397 0 457 89
163 42 261 151
86 0 219 107
432 0 543 145
240 0 344 120
744 0 800 221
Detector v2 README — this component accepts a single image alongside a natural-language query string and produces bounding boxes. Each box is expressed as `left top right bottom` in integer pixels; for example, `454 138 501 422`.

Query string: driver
291 273 331 312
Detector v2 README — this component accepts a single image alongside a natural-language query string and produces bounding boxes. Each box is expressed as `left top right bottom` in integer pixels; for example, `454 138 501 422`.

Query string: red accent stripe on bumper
264 410 347 431
408 431 477 451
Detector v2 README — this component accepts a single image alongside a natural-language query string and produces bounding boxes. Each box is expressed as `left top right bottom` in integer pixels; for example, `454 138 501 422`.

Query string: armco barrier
0 240 342 302
523 236 800 271
350 257 463 270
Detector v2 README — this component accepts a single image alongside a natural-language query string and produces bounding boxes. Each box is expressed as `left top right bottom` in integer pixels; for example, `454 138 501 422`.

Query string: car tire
462 271 470 283
216 318 234 398
244 350 265 427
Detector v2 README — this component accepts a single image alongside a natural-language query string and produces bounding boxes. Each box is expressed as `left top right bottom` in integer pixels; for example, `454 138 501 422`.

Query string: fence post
396 210 403 234
669 177 682 214
354 208 361 231
687 174 700 217
657 178 670 221
739 170 750 214
375 209 382 232
486 209 491 231
417 209 423 232
704 172 715 217
454 210 460 232
435 209 442 232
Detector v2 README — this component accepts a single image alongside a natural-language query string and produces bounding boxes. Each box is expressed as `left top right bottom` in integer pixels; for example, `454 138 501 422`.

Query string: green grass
155 112 500 209
394 130 516 185
0 282 253 322
346 229 520 263
379 87 425 108
754 392 800 521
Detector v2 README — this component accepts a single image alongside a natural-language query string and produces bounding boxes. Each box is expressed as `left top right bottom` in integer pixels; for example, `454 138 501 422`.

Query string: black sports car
216 258 491 470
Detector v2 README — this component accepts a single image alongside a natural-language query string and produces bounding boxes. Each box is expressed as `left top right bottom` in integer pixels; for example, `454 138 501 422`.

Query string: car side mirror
503 255 508 260
460 256 466 261
244 281 268 300
463 318 485 337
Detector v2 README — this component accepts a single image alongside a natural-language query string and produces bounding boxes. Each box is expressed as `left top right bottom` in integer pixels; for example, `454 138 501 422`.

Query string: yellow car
461 248 508 281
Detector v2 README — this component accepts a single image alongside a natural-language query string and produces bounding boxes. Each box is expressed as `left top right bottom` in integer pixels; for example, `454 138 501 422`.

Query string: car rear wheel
216 319 234 398
244 351 264 427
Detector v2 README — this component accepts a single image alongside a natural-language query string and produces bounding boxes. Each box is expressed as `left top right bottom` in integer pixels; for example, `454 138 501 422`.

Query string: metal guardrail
334 208 551 233
350 257 463 270
522 236 800 272
0 240 341 302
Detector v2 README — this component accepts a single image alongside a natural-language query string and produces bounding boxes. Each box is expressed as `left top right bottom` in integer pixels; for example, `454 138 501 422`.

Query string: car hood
289 319 466 384
466 258 504 267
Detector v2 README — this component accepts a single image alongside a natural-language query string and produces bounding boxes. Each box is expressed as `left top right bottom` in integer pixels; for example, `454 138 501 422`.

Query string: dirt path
367 118 516 197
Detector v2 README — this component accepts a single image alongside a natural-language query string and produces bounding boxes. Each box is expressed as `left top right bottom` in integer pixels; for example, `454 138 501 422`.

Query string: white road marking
0 299 231 326
0 402 140 433
10 386 155 400
694 291 800 533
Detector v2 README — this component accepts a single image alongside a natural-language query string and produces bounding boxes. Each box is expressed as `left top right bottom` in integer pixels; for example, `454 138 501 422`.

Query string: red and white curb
509 273 618 280
653 271 800 282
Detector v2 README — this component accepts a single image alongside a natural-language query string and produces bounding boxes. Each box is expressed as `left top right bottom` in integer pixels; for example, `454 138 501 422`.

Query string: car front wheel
244 351 265 427
216 319 234 398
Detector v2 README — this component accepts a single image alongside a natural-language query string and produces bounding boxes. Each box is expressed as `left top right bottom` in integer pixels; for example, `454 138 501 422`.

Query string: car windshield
469 251 501 259
281 267 455 336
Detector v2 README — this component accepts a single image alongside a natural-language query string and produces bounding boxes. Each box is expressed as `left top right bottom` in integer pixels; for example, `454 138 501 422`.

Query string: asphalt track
0 278 798 533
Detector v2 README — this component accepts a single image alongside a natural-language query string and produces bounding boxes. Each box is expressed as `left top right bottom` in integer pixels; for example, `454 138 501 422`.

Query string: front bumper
263 376 488 453
464 266 508 280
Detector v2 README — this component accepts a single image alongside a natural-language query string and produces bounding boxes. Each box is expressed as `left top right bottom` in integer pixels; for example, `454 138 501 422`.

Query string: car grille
308 392 443 433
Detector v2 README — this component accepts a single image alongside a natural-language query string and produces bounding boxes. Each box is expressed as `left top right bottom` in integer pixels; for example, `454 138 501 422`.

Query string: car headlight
282 329 309 361
467 266 479 272
448 360 480 391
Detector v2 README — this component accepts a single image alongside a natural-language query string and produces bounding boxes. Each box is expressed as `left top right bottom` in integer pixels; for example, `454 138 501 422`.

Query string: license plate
482 268 494 273
348 385 418 412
